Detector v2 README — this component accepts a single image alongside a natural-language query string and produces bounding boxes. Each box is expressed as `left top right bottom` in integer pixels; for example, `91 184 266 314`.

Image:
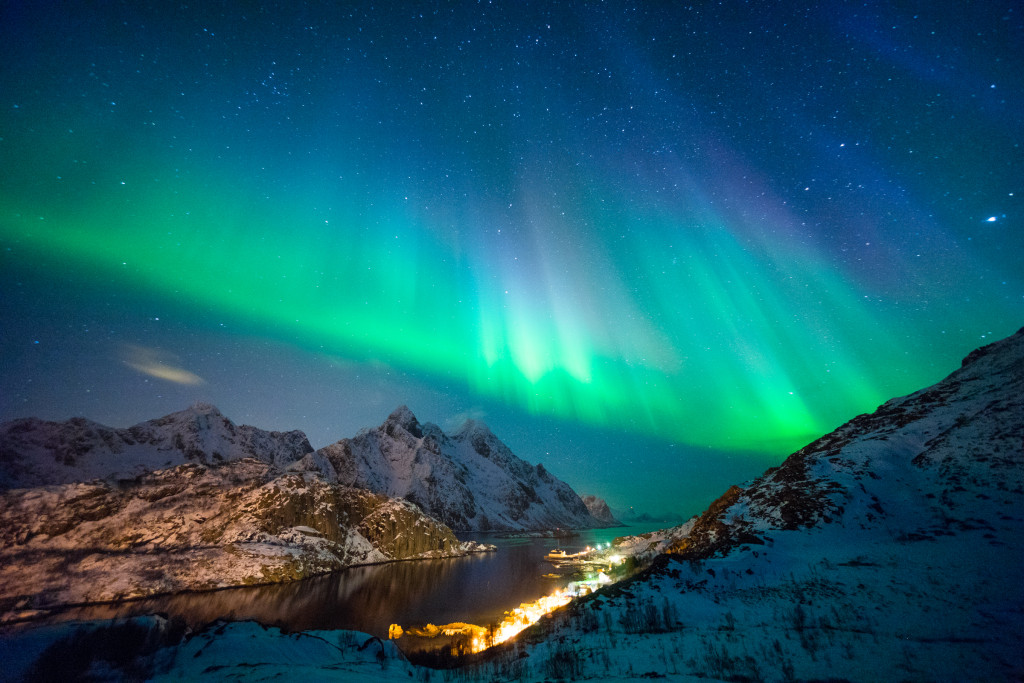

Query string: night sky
1 2 1021 517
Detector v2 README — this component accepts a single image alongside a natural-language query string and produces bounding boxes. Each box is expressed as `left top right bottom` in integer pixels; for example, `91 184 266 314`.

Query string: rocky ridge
0 458 488 616
0 403 314 489
0 403 607 534
316 407 602 531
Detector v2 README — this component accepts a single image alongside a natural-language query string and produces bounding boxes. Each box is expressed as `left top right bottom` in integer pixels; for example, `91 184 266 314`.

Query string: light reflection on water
33 525 663 641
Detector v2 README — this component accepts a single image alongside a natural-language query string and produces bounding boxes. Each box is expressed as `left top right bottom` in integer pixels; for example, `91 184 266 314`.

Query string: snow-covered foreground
4 514 1018 682
0 617 420 682
475 523 1022 681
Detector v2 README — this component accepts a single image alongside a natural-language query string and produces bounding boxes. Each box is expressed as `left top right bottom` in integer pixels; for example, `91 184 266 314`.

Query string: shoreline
0 541 497 630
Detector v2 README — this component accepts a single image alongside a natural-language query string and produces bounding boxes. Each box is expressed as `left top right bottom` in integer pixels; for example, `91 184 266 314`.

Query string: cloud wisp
122 345 206 386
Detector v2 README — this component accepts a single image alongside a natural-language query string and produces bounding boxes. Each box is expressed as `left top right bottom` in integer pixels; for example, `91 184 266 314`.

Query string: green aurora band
2 0 1019 462
5 161 1003 456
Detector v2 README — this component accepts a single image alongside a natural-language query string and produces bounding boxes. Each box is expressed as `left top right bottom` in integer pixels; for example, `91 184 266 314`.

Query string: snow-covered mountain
1 404 607 535
469 327 1024 680
0 402 603 533
0 459 491 616
0 403 313 489
580 494 622 526
316 406 601 532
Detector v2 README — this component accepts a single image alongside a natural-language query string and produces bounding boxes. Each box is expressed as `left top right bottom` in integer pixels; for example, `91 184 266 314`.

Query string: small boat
545 548 591 562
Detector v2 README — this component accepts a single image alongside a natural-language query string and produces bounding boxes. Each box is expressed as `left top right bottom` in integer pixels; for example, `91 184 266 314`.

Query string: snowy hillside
465 327 1024 680
0 616 420 682
0 403 313 489
317 406 601 531
0 459 489 619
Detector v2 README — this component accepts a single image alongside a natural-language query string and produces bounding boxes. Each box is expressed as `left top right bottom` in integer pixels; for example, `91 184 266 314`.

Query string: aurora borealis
1 2 1021 515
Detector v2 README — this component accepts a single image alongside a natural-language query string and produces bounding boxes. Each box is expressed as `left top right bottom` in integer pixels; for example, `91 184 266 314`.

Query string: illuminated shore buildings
391 550 623 654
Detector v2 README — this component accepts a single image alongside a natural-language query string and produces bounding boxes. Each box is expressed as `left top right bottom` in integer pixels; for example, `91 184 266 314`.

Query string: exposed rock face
580 494 622 526
0 459 475 613
0 403 314 489
317 407 599 531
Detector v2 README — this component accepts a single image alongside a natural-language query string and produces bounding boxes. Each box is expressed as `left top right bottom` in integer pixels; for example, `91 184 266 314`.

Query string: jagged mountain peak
386 404 419 427
148 402 227 428
186 401 223 416
318 408 601 532
151 401 224 421
383 405 425 438
581 494 622 526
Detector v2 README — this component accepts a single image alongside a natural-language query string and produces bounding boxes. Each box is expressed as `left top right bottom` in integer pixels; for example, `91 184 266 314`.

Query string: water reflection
33 526 662 642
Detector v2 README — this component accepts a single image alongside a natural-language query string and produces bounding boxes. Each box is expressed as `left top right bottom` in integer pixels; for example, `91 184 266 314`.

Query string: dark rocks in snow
580 494 623 526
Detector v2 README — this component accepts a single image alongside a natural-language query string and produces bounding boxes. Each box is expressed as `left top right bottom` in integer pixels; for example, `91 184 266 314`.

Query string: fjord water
43 525 662 640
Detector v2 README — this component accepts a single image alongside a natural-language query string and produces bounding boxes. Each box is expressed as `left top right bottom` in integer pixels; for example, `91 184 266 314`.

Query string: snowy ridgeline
0 402 315 489
0 403 605 533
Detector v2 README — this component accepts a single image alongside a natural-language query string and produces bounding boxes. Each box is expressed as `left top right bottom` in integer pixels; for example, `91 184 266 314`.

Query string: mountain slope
665 325 1023 559
0 403 313 489
478 327 1024 681
0 459 487 616
317 407 600 532
581 494 622 526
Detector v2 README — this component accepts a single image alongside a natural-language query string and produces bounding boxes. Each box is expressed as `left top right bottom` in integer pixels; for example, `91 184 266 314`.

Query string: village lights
390 573 619 654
